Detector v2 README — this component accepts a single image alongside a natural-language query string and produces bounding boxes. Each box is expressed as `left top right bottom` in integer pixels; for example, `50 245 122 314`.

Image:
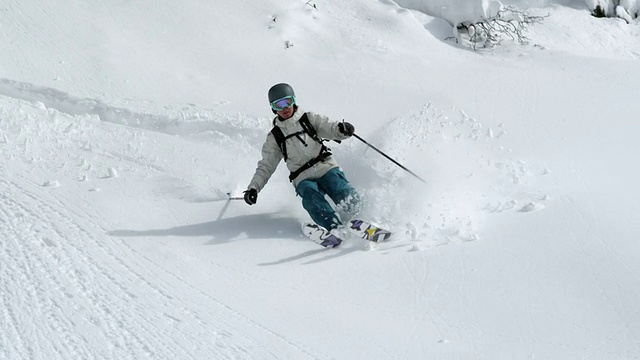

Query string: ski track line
5 171 322 359
7 1 100 86
118 242 326 360
400 254 437 351
562 194 640 356
0 182 90 359
0 178 190 359
399 248 487 353
35 183 245 359
399 252 579 353
0 227 32 359
5 180 133 358
21 180 161 358
51 178 326 359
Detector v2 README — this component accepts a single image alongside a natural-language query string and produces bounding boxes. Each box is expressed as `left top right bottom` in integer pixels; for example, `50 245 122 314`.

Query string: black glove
338 122 355 137
243 189 258 205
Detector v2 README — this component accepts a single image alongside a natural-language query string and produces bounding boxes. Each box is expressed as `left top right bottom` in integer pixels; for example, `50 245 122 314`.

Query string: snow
1 0 640 359
395 0 504 26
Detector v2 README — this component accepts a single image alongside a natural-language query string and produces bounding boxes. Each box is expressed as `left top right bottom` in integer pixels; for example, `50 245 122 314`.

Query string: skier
243 83 359 232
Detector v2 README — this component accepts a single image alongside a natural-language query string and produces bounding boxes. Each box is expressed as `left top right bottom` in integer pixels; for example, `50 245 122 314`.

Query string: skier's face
277 105 295 119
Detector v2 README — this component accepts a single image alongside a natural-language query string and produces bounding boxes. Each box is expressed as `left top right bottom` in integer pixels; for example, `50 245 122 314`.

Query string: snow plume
352 103 547 245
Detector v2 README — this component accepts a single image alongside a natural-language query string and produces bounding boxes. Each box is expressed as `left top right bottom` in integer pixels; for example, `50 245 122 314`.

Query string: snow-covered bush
394 0 546 50
454 6 548 50
586 0 638 22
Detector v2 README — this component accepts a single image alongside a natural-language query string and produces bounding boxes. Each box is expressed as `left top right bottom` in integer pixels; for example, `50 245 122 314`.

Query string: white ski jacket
248 108 351 191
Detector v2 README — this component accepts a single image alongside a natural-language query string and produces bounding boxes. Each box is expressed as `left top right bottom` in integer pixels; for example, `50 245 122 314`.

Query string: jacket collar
274 108 304 128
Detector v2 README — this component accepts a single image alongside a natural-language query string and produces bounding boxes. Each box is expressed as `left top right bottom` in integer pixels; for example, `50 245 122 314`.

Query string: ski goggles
270 96 296 111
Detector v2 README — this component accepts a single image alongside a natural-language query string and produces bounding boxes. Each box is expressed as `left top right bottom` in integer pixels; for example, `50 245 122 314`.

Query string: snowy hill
1 0 640 359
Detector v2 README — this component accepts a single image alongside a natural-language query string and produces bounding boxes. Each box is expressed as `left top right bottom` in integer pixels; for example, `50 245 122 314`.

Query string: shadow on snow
108 213 301 244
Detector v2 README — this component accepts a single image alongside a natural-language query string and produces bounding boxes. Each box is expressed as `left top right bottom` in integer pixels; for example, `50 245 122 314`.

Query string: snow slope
1 0 640 359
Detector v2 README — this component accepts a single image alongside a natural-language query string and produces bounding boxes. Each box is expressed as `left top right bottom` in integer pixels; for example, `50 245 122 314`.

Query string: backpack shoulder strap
270 112 325 162
270 126 288 161
298 113 321 143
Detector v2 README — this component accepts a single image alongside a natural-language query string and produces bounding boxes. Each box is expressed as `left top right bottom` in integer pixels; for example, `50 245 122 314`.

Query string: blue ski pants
295 167 359 230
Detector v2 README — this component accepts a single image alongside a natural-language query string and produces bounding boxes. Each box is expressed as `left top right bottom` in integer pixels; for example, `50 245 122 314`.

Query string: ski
347 219 392 242
301 222 343 248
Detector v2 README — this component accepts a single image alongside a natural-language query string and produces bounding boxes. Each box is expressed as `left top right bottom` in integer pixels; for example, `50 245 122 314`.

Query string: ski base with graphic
347 219 392 242
301 222 343 248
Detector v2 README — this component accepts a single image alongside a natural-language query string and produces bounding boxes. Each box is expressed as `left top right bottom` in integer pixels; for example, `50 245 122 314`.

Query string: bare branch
454 6 549 50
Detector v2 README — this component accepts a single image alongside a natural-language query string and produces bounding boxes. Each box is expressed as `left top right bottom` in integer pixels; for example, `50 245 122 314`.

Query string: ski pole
217 193 244 221
353 133 426 184
223 192 244 200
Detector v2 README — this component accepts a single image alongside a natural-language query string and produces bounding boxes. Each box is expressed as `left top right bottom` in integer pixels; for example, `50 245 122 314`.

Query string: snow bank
394 0 504 25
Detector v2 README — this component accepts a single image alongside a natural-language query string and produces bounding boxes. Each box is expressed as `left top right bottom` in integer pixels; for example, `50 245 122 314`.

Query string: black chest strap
288 150 332 182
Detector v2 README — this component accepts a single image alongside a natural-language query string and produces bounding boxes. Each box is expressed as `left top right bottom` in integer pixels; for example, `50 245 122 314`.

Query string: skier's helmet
268 83 295 104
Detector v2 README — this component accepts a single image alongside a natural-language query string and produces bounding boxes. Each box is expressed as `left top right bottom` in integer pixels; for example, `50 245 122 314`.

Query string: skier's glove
338 122 355 137
243 189 258 205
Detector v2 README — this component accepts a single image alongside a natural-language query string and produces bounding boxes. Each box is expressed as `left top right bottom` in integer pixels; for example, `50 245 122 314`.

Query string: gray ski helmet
268 83 295 104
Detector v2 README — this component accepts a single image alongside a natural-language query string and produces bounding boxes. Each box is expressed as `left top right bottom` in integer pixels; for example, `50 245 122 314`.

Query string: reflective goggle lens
271 96 295 111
